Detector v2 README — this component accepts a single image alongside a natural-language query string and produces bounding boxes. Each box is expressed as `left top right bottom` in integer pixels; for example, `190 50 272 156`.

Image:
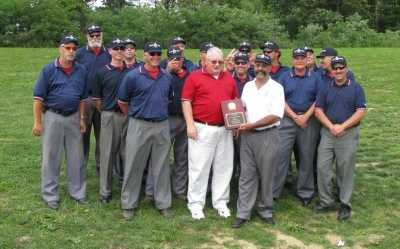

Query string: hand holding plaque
221 98 246 130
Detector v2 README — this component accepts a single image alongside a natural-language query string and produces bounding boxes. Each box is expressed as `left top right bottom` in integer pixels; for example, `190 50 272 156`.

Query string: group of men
32 24 367 228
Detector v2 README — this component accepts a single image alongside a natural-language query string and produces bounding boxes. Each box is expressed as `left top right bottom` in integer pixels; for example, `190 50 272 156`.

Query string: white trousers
187 122 234 211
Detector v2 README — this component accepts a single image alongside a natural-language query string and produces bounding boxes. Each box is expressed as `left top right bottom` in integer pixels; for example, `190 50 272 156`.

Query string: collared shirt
317 67 356 92
316 79 366 124
92 63 130 111
169 69 190 115
75 45 111 95
33 59 88 113
278 68 320 113
125 59 144 72
241 78 285 130
160 58 196 72
232 71 253 96
270 63 290 82
181 68 239 125
118 65 172 120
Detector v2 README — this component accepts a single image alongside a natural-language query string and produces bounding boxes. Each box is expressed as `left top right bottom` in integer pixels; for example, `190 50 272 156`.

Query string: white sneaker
217 207 231 218
190 209 205 220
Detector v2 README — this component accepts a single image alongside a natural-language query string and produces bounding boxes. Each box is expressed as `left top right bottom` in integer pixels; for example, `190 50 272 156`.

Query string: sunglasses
89 34 101 38
264 50 274 54
149 52 162 56
63 46 77 51
235 61 248 65
210 60 224 65
333 66 346 71
112 47 126 51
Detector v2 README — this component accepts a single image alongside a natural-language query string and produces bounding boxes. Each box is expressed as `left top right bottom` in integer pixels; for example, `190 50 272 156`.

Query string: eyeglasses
149 52 162 56
210 60 224 65
89 34 101 38
235 61 248 65
62 46 77 51
112 47 126 51
333 66 346 71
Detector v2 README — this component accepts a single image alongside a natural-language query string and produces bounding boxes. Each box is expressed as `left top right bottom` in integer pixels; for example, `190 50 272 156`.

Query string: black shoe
337 204 351 221
122 209 134 220
74 198 89 205
144 195 154 201
232 218 248 229
260 217 275 225
99 195 111 203
46 201 59 210
314 203 337 213
175 194 187 201
300 198 312 207
160 208 173 218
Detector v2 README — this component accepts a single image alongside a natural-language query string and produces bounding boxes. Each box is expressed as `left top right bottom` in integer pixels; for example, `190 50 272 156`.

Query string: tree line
1 0 399 48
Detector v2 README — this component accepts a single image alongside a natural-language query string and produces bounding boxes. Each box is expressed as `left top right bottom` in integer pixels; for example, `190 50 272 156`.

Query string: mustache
255 70 268 78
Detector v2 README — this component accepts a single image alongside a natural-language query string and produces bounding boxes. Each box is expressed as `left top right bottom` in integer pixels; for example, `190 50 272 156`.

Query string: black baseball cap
234 52 249 63
167 47 183 59
261 41 279 51
108 38 125 49
59 34 79 46
254 54 272 65
292 48 307 58
317 48 338 58
199 42 214 53
86 24 102 34
238 42 252 53
144 42 162 53
331 56 347 68
124 38 136 47
171 36 186 45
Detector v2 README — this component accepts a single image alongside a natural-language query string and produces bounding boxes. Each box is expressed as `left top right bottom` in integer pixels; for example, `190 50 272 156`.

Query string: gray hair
206 47 223 60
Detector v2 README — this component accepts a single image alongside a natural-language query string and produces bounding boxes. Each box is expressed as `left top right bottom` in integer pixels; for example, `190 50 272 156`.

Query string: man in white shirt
232 54 285 228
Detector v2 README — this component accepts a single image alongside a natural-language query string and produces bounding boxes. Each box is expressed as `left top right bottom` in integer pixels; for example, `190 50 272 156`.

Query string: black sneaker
260 217 275 225
337 204 351 221
232 218 248 229
122 209 134 220
314 203 337 213
46 201 59 210
99 195 111 203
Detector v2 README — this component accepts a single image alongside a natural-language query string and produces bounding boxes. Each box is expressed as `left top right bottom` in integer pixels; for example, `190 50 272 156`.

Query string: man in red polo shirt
182 47 239 220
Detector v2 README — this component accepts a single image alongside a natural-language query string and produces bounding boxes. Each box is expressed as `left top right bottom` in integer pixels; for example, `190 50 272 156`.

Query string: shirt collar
290 68 310 78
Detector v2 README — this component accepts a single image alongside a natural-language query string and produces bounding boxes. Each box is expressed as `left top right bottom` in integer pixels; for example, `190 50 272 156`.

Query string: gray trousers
41 111 86 202
273 116 319 199
317 126 359 207
145 115 188 196
99 111 127 198
83 98 101 170
236 128 280 220
121 118 171 210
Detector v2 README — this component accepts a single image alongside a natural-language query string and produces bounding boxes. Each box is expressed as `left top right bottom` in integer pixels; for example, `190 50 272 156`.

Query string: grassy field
0 47 399 249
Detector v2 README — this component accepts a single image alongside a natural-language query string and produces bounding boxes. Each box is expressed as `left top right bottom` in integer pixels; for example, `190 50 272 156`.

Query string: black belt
250 126 277 132
137 117 167 123
48 108 76 117
194 119 224 127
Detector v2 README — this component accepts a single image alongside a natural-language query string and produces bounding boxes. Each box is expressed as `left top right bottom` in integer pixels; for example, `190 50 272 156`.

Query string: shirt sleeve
118 73 131 103
33 68 48 101
181 74 195 101
355 84 367 108
270 84 285 119
315 85 327 108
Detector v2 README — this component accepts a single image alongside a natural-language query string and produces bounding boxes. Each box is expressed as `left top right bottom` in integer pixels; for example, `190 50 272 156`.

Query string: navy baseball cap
167 47 183 59
59 34 79 46
238 42 252 53
199 42 214 53
144 42 162 53
292 48 307 58
108 38 125 49
317 48 338 58
331 56 347 68
304 46 314 53
124 38 136 47
261 41 279 51
254 54 272 65
234 52 249 63
171 36 186 45
87 24 102 34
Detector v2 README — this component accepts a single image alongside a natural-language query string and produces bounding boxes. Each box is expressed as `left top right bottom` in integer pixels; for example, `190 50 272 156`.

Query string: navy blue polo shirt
75 46 111 95
160 58 195 72
270 64 290 82
126 59 144 72
316 79 366 124
33 59 88 113
317 68 356 92
118 65 172 120
169 70 190 115
92 64 130 111
232 71 253 96
278 68 320 113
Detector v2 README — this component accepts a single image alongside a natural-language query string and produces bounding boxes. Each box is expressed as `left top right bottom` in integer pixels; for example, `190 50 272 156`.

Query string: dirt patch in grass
273 230 323 249
199 233 258 249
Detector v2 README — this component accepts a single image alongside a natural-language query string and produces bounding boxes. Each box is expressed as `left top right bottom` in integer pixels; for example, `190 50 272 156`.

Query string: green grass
0 48 399 249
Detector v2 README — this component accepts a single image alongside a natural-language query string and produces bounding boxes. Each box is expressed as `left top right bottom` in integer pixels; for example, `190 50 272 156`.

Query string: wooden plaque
221 98 246 130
